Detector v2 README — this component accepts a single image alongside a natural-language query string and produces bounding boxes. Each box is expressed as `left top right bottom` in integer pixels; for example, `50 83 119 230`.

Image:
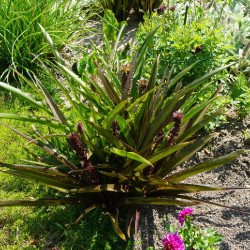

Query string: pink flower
170 6 176 11
178 207 194 226
162 233 185 250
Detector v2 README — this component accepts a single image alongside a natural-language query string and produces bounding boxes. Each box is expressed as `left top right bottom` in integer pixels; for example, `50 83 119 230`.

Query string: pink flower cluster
178 207 194 226
162 232 185 250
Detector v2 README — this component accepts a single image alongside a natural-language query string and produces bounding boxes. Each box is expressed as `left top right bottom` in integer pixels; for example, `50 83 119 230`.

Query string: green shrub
133 3 234 84
0 27 248 241
0 0 90 82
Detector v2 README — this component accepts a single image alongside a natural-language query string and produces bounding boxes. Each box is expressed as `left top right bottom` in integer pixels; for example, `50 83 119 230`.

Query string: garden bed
134 115 250 249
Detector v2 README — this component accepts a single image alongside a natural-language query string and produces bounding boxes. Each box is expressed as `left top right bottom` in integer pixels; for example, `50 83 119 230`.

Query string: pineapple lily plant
0 27 249 240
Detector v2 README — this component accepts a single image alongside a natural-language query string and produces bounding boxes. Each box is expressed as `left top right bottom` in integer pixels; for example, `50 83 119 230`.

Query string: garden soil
134 115 250 250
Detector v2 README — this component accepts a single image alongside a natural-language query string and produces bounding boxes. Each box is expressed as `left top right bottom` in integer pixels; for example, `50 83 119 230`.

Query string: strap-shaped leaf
38 60 87 127
182 96 219 124
187 63 235 90
110 147 152 166
141 87 188 148
151 184 245 194
157 133 218 177
13 69 44 99
0 161 83 189
133 141 193 173
122 51 138 100
109 209 126 241
57 65 108 114
33 75 68 125
39 23 64 64
117 197 199 206
103 99 128 129
0 198 92 207
133 26 160 83
175 108 224 143
175 195 250 214
166 150 246 183
137 56 160 143
99 171 128 182
167 61 198 90
188 84 223 128
116 115 134 146
0 81 49 112
0 113 69 132
1 169 71 193
86 121 123 149
127 81 166 112
0 121 78 171
95 62 121 105
68 184 127 193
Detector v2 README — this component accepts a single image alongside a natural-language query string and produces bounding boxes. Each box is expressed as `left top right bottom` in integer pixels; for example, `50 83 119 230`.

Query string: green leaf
0 121 78 171
109 210 126 241
157 133 218 177
95 62 121 105
187 63 235 90
175 195 250 214
39 23 64 64
103 99 128 129
176 109 224 143
117 197 199 206
110 147 152 166
33 75 68 125
0 198 91 207
166 150 245 183
87 121 123 149
134 26 160 81
68 184 127 194
0 113 69 132
0 81 49 112
166 224 176 234
133 141 193 173
168 62 198 90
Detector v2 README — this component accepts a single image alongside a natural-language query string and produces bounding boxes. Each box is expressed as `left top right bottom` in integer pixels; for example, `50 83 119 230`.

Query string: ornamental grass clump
0 26 249 240
0 0 90 81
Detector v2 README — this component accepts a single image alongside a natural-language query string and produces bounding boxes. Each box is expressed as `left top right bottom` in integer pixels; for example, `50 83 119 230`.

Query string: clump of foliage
0 0 90 81
0 26 248 241
134 2 234 83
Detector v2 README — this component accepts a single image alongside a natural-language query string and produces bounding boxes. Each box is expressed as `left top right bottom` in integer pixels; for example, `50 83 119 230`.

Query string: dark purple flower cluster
69 132 87 161
166 111 183 147
111 120 119 137
157 6 175 14
157 5 167 14
191 44 203 54
77 122 84 134
69 130 99 185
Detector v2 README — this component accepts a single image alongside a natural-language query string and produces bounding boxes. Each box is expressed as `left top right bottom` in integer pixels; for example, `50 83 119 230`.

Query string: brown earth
134 115 250 250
